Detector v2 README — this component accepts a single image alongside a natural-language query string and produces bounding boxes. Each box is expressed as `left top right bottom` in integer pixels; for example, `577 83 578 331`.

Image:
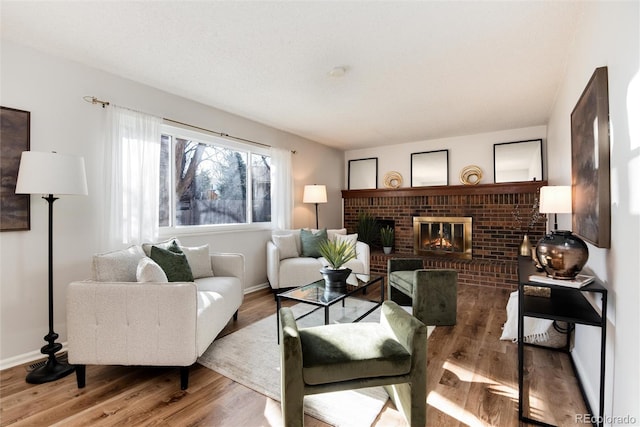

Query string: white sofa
266 228 370 291
67 240 244 390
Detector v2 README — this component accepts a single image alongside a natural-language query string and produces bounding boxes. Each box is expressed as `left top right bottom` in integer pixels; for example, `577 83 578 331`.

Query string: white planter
383 247 392 255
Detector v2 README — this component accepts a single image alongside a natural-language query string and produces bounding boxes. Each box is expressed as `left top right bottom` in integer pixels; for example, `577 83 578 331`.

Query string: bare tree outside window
159 131 270 227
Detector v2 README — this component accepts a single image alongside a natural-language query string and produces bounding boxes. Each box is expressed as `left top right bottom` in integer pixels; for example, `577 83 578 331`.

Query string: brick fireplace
342 181 547 289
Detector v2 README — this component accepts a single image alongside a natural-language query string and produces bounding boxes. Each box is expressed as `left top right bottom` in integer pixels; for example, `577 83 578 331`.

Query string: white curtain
104 106 162 248
271 147 293 229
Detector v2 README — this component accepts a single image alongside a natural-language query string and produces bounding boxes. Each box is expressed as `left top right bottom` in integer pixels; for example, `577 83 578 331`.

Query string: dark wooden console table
517 256 607 427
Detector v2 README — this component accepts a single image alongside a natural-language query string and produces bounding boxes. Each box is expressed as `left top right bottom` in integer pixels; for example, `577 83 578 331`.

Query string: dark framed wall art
571 66 610 248
348 157 378 190
0 106 31 231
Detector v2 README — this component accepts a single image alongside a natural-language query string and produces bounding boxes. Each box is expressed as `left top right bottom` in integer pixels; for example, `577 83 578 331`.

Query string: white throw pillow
180 244 214 279
272 234 299 260
327 228 347 242
335 233 358 248
92 245 146 282
141 237 182 257
136 257 169 283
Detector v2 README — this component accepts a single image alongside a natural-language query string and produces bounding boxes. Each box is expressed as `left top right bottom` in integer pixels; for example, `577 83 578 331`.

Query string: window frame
159 123 272 236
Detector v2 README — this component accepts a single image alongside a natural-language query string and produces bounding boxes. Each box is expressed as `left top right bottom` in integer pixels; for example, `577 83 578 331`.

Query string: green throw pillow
300 228 328 258
150 245 194 282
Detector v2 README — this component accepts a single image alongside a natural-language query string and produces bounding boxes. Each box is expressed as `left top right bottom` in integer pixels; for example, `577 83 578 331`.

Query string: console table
517 256 607 427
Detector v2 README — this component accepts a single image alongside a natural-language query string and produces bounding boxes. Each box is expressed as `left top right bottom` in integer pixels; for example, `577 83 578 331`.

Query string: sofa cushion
300 228 328 258
181 244 214 279
150 246 194 282
136 257 169 283
279 257 325 287
300 322 411 385
272 234 299 260
92 245 146 282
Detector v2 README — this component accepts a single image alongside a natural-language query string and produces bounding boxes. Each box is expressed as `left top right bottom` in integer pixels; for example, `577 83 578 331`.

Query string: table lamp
303 185 327 229
536 185 588 279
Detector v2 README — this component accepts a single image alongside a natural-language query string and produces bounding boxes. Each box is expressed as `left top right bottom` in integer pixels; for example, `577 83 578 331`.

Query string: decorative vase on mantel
519 234 532 257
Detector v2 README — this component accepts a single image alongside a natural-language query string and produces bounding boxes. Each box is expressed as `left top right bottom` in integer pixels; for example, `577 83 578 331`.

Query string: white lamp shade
15 151 88 196
303 185 327 204
539 185 571 214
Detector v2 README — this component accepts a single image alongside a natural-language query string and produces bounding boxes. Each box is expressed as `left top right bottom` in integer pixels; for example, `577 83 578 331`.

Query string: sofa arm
355 241 370 275
266 240 280 289
210 252 244 283
67 281 198 366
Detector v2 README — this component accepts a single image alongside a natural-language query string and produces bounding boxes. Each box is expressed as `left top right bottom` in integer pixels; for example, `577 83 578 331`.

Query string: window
159 126 271 229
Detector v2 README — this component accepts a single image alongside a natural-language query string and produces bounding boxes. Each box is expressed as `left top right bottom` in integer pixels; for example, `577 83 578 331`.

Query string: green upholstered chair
279 300 427 427
388 258 458 326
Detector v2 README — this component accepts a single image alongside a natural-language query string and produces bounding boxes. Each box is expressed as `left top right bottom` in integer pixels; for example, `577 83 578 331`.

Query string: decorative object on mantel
571 66 610 248
536 186 589 279
15 151 88 384
380 225 394 254
318 238 356 290
459 165 483 185
383 171 403 189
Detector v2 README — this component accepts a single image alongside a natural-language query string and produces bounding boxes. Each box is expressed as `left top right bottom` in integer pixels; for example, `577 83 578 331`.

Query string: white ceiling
1 1 583 150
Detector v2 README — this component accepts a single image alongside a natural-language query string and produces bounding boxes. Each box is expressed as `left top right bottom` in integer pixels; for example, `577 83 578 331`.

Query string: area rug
198 300 433 427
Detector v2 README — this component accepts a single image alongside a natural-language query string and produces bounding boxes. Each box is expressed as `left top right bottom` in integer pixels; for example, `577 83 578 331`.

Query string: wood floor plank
1 284 591 426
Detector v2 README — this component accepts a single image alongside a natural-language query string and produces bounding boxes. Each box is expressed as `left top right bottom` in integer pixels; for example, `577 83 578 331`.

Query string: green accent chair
279 300 427 427
388 258 458 326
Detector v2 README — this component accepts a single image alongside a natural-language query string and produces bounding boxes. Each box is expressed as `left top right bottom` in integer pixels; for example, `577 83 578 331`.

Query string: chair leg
282 386 304 427
233 310 239 321
75 364 86 388
180 366 189 390
385 383 426 427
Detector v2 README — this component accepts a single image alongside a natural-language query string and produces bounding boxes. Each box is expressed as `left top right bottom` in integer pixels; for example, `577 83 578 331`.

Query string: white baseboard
244 282 270 294
0 343 69 371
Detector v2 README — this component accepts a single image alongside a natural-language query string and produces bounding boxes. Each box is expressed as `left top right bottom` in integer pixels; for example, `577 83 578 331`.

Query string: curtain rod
83 96 296 153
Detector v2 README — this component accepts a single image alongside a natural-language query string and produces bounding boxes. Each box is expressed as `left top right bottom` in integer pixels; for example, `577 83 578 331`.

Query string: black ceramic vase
320 267 352 290
536 230 589 279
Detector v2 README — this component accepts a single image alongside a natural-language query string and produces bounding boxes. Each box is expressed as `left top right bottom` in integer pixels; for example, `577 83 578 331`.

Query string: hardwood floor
0 283 588 426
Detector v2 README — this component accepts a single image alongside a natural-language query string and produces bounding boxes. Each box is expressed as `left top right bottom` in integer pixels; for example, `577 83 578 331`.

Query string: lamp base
26 354 75 384
536 230 589 279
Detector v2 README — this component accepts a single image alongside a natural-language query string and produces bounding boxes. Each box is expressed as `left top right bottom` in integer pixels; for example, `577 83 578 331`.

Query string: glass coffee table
276 273 384 343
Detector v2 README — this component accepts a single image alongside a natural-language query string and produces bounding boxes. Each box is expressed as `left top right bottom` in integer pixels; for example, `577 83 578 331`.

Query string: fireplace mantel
341 180 546 198
342 180 548 290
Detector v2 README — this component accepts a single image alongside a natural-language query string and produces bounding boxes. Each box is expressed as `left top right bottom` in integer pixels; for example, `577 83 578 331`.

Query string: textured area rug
198 300 433 427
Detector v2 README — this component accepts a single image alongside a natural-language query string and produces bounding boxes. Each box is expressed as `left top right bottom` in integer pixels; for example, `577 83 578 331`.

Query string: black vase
536 230 589 279
319 267 352 290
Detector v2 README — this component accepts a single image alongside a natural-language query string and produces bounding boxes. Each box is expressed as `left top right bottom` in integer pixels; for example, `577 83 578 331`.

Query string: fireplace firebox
413 216 472 259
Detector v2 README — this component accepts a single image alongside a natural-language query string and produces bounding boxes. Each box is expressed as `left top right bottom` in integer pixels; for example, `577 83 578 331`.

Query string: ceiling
1 1 583 150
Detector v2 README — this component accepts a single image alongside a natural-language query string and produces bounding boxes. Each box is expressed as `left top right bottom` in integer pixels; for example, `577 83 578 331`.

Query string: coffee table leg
325 306 329 325
276 297 281 344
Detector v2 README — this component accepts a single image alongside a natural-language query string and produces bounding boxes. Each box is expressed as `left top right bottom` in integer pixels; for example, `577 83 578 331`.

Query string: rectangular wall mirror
494 139 543 183
348 158 378 189
411 149 449 187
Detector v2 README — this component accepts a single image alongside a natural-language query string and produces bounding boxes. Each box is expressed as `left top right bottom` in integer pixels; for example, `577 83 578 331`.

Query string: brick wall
342 182 547 289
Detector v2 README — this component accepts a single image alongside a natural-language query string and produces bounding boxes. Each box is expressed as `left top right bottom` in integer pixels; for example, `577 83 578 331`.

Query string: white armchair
267 228 370 291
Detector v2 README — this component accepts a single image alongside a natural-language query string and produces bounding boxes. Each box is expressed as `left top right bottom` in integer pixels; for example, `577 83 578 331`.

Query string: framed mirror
411 149 449 187
493 139 543 183
348 158 378 189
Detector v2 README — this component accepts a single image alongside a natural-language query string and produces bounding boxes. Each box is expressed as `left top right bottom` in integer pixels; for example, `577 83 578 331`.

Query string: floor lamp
16 151 88 384
303 184 327 229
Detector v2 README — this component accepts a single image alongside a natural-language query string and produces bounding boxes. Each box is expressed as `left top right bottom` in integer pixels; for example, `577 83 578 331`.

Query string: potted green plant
380 225 394 254
356 211 378 246
318 238 357 289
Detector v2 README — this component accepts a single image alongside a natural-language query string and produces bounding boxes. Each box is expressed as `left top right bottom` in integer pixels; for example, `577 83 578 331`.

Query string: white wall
546 1 639 423
345 126 547 188
0 41 343 366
